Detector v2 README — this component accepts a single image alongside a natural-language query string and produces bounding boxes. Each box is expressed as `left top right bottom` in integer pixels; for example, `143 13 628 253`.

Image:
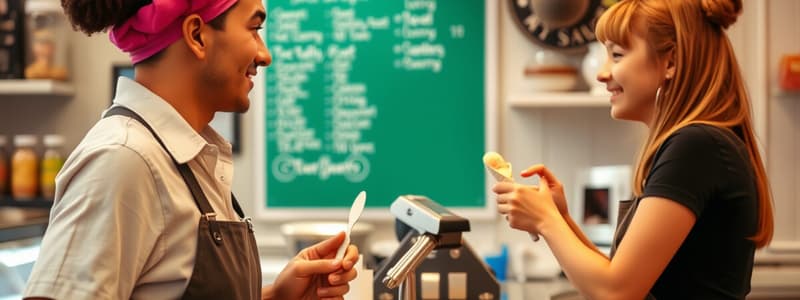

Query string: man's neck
134 65 213 133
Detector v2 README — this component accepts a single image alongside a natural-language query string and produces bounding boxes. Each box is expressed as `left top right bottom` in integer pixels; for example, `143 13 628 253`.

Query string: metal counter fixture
376 195 498 300
383 233 436 290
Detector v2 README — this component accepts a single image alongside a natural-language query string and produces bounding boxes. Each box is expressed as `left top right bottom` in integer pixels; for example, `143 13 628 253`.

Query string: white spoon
336 190 366 260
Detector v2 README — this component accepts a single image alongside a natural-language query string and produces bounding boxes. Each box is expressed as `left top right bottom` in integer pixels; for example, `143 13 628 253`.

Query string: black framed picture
111 65 241 153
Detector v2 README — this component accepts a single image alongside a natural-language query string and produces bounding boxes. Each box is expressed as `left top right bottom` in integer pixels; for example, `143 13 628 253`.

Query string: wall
717 0 800 258
0 33 115 149
496 0 646 242
766 0 800 251
187 0 800 260
248 0 648 254
0 31 127 151
5 1 797 259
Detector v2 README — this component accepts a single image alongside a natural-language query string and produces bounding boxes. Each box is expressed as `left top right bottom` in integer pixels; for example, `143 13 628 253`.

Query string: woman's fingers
538 176 551 192
492 181 515 194
496 191 514 204
521 164 561 186
496 203 511 214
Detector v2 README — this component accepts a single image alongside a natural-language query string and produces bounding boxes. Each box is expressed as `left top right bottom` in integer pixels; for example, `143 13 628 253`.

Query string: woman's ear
182 14 207 60
664 50 676 80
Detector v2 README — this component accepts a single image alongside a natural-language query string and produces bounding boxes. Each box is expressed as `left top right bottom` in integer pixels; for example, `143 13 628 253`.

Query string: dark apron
105 107 261 300
609 197 639 258
610 196 657 300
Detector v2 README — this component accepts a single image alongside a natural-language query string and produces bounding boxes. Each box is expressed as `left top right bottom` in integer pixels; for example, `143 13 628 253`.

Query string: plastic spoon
336 190 366 260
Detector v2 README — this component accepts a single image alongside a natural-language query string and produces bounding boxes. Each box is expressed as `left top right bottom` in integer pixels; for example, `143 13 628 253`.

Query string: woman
493 0 773 299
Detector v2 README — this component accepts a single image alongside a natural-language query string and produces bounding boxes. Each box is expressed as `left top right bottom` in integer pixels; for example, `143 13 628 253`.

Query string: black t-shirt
614 124 759 299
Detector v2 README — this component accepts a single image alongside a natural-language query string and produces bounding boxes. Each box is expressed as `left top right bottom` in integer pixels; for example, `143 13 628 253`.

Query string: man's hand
265 232 360 300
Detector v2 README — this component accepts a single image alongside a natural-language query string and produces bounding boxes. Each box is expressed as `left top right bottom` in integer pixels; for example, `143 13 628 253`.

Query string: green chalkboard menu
260 0 493 215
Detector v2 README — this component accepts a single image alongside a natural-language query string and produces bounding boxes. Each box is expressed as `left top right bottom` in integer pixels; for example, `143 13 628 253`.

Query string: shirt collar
107 77 224 164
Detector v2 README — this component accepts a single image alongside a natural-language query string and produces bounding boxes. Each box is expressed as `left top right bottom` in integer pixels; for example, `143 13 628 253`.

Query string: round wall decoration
508 0 618 51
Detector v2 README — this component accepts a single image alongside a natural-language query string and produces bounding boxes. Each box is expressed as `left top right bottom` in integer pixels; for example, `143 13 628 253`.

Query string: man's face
201 0 270 113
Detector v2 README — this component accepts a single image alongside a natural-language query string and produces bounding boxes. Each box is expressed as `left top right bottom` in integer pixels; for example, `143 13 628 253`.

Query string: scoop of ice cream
483 151 504 168
483 151 512 179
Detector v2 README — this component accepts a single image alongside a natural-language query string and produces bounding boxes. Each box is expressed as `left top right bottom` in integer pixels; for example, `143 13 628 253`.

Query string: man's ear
182 15 207 60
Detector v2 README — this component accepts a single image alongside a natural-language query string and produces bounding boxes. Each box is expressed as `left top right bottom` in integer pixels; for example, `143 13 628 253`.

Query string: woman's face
596 32 669 126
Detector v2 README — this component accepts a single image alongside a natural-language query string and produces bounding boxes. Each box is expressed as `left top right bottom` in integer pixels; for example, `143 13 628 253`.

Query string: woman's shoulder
664 124 742 150
655 124 747 167
671 123 731 138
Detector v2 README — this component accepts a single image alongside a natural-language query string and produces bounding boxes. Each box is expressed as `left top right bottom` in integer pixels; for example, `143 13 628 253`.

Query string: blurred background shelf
508 92 611 108
773 88 800 98
0 197 53 209
0 80 74 96
0 207 49 243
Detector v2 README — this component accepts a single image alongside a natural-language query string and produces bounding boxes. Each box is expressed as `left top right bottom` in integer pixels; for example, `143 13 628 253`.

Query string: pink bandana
110 0 238 64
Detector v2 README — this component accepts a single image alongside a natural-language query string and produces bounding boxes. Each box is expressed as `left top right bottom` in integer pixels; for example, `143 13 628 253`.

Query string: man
24 0 358 299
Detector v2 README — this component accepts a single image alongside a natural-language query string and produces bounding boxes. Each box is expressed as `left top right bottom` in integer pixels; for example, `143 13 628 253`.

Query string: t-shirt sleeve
24 145 162 300
641 126 727 217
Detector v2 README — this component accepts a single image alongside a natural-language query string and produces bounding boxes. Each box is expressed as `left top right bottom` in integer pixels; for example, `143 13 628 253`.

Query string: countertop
261 255 580 299
0 208 49 243
504 279 579 300
261 255 800 299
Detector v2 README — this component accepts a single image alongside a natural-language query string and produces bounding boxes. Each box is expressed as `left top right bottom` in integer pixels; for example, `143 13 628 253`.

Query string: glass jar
0 135 9 196
40 134 64 199
11 134 38 200
24 0 69 81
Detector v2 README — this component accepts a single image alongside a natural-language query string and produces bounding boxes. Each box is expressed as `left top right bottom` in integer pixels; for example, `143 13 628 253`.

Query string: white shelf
508 92 611 108
772 88 800 98
0 79 74 96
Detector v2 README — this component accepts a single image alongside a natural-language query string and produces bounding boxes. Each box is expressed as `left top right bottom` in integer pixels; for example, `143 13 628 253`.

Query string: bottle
40 134 65 199
0 135 9 196
24 0 70 81
11 135 38 200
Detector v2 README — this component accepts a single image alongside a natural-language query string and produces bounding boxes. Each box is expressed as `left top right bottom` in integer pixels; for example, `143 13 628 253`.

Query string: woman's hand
268 232 359 300
521 164 569 216
493 173 562 235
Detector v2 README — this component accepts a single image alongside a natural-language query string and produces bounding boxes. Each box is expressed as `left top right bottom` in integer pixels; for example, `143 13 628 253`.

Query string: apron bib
106 106 261 300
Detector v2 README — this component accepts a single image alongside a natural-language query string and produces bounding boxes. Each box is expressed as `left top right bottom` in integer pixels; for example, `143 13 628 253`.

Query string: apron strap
104 106 248 243
231 194 245 219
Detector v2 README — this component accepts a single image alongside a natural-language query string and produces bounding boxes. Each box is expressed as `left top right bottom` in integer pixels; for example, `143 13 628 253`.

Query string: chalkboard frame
252 1 499 220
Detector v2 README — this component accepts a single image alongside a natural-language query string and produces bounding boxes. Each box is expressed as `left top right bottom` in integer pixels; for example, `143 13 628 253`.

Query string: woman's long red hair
596 0 773 248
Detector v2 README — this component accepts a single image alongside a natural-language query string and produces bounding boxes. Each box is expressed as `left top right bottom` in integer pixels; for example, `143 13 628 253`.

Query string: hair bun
701 0 742 29
61 0 151 35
